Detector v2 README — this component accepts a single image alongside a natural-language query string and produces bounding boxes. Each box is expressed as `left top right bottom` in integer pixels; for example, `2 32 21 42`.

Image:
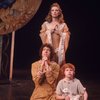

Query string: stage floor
0 69 100 100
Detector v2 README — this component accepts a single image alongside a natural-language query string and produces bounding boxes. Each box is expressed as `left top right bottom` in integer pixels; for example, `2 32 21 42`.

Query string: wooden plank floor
0 69 100 100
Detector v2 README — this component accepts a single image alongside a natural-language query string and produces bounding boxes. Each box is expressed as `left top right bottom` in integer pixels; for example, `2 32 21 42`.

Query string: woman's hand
37 70 44 78
44 61 51 72
41 56 51 72
65 95 70 100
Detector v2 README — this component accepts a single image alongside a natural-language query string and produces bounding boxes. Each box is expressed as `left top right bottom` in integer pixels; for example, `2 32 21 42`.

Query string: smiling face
50 6 60 18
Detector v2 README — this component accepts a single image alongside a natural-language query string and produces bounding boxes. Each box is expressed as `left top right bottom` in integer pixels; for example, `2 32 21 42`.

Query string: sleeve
77 80 86 94
39 22 48 44
56 81 62 95
31 62 40 85
45 63 60 85
63 23 71 52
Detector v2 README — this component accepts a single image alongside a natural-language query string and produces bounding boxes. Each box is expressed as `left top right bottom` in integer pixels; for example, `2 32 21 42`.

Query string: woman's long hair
45 3 64 23
38 43 55 85
39 43 55 61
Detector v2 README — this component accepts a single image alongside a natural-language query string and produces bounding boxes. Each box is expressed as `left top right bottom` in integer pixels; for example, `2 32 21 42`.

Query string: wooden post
9 31 15 81
0 36 2 75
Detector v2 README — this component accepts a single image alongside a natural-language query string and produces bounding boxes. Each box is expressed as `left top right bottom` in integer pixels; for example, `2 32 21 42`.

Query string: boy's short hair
62 63 75 72
58 63 75 80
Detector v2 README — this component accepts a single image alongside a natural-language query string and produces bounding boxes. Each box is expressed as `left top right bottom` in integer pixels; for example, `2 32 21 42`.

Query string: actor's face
42 47 51 59
64 68 74 79
51 6 60 18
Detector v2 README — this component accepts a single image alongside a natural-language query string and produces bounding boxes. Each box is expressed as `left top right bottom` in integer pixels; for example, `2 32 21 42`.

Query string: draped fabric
30 60 60 100
40 21 70 65
0 0 42 35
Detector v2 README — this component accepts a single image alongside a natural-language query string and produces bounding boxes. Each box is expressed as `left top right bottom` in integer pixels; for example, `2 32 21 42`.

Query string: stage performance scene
0 0 99 100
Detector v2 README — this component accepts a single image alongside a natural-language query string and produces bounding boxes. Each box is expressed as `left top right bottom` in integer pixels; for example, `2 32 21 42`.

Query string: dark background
12 0 99 80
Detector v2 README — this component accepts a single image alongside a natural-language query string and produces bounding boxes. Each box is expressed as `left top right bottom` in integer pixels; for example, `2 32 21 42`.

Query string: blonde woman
40 3 70 66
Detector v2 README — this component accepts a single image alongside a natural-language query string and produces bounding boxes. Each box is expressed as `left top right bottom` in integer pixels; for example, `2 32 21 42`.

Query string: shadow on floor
0 69 100 100
0 80 34 100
